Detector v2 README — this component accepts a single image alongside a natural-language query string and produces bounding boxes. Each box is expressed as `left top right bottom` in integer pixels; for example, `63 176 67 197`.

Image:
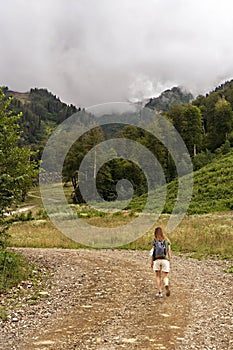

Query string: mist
1 0 233 107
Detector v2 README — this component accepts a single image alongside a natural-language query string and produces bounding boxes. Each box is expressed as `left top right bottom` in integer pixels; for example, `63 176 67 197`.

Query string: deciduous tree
0 87 38 248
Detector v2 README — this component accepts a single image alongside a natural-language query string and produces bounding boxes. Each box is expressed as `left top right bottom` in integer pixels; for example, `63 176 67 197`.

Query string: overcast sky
1 0 233 107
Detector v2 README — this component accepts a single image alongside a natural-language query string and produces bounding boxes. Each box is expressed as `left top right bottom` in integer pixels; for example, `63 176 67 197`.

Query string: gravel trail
0 248 232 350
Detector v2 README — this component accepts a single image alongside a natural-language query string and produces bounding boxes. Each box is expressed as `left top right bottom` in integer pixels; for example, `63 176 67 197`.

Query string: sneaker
165 285 170 297
156 292 163 298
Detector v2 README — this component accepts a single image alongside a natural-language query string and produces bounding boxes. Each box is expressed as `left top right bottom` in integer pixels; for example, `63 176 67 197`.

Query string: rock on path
0 248 232 350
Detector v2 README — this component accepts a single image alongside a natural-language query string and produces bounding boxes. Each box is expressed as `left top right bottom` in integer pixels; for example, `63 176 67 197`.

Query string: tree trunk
194 144 197 156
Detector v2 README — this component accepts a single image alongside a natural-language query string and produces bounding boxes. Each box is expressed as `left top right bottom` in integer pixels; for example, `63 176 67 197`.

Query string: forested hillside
5 87 79 157
4 80 233 207
146 81 233 159
159 81 233 172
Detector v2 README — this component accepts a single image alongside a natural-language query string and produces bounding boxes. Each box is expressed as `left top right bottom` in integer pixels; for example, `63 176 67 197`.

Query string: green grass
188 151 233 213
127 150 233 214
0 250 51 320
0 249 31 292
0 306 8 321
224 266 233 273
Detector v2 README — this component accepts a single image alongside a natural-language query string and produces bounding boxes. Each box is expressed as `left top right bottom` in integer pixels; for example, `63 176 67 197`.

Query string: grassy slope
187 150 233 214
128 150 233 215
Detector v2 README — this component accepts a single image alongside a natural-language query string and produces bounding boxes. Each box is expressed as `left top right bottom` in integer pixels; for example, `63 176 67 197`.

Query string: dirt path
1 249 232 350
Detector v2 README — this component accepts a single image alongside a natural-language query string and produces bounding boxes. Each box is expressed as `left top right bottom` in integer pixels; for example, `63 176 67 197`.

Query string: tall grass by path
121 212 233 259
8 211 233 260
0 249 31 292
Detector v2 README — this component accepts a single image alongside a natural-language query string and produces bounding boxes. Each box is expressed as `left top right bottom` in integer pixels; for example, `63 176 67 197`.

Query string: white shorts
153 259 170 273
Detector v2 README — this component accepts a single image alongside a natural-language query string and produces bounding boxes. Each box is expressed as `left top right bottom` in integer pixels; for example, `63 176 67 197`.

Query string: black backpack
153 239 167 260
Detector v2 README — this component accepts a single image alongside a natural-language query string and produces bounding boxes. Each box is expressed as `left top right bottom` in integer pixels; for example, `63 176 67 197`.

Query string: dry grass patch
7 209 233 259
169 212 233 258
85 212 137 227
124 212 233 259
8 220 82 249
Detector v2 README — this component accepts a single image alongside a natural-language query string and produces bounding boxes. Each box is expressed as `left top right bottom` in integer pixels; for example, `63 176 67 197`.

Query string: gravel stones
0 248 232 350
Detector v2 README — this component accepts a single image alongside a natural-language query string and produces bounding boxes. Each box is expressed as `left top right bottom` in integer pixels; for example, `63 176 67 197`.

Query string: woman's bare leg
156 271 162 293
162 272 170 296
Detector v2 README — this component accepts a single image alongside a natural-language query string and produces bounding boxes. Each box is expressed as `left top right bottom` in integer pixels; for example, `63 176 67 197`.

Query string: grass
127 150 233 214
181 151 233 214
8 220 83 249
8 210 233 260
0 252 51 320
23 189 43 206
0 307 8 321
0 249 31 292
224 266 233 273
168 212 233 259
188 151 233 213
120 212 233 259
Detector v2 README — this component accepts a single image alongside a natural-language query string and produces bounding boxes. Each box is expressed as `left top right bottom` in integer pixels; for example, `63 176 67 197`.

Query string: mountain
6 88 79 147
145 86 193 111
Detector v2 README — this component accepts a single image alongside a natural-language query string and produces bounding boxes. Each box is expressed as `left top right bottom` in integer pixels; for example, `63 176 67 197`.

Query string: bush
0 250 30 292
36 209 48 219
193 150 214 171
226 199 233 210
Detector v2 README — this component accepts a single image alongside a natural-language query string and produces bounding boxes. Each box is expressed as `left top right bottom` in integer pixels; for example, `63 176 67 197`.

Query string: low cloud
1 0 233 107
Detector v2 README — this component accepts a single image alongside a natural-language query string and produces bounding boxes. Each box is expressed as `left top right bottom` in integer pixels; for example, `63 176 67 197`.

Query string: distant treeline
6 88 79 158
5 81 233 203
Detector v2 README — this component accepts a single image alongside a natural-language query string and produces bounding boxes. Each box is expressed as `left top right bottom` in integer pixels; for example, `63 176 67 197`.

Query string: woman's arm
167 244 172 261
150 246 154 268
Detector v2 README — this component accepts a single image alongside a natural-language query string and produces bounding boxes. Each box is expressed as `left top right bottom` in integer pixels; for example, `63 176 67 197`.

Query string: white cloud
1 0 233 106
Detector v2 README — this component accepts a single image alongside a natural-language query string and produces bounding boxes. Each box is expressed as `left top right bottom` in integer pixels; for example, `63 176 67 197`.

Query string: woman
150 227 172 297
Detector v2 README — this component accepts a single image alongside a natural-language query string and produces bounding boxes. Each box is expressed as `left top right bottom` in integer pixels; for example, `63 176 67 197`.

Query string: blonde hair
154 227 168 241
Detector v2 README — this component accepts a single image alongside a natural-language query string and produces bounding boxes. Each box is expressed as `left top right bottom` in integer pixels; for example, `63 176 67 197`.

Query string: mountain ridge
145 86 194 111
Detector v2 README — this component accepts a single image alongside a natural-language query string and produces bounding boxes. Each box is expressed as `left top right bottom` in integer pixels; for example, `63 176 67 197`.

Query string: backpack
153 240 167 260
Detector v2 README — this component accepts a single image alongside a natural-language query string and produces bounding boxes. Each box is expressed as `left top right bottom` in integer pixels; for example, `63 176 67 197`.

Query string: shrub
0 250 30 292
